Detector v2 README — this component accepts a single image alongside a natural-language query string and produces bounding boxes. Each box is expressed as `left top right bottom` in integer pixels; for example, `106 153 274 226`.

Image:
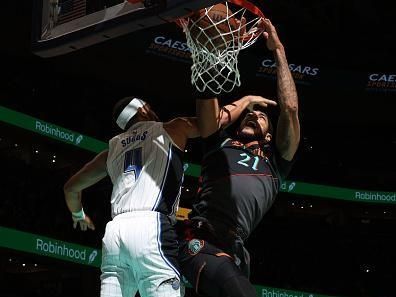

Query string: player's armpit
180 117 200 138
164 117 199 151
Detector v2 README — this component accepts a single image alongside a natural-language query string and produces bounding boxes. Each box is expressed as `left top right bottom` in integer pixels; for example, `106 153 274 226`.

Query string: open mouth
246 120 257 128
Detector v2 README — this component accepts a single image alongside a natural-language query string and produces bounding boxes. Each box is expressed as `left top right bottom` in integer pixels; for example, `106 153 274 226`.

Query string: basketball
189 3 239 51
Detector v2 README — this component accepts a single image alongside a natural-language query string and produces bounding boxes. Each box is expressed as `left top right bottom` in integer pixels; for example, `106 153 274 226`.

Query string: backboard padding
32 0 225 57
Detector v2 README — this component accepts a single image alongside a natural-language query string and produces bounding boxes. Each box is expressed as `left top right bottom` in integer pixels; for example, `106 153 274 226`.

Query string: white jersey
106 121 184 218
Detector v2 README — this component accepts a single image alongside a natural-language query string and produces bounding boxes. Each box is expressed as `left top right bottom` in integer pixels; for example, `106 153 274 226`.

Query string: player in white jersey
63 96 198 297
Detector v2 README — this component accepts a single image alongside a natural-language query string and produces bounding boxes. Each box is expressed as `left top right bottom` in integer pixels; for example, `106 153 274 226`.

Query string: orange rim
229 0 265 41
175 0 265 41
228 0 265 18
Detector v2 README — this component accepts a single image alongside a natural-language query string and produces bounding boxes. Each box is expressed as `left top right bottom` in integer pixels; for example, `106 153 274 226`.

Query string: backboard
32 0 224 57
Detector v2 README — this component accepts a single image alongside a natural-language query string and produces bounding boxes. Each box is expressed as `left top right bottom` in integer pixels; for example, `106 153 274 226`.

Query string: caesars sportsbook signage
257 58 320 85
146 35 191 63
1 105 395 204
366 72 396 92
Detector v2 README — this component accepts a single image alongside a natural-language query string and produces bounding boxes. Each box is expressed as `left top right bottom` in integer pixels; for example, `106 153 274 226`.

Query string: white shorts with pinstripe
100 211 182 297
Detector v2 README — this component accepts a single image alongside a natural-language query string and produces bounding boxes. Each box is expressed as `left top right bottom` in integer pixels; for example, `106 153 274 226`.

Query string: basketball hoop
177 0 265 94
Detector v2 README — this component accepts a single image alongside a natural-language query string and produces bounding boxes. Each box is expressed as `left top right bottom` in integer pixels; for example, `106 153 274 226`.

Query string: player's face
141 104 160 121
239 111 270 140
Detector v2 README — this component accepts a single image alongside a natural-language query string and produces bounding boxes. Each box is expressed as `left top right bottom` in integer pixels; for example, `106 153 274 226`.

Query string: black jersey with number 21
192 129 293 241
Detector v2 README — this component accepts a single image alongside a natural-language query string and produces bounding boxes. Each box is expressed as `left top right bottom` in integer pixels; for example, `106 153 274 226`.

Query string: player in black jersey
179 18 300 297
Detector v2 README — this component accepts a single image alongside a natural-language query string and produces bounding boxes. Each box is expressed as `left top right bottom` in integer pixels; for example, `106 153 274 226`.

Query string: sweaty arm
263 18 300 161
274 45 300 161
64 150 108 214
163 117 199 150
196 96 276 138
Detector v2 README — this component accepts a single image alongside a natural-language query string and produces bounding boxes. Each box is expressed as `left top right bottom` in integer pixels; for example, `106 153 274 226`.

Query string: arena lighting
361 264 373 273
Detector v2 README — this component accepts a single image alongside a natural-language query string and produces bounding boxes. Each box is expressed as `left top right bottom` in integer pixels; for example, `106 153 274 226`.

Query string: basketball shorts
100 211 182 297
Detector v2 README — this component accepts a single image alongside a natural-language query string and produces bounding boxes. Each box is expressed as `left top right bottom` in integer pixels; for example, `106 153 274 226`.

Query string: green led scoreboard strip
1 105 395 204
0 226 340 297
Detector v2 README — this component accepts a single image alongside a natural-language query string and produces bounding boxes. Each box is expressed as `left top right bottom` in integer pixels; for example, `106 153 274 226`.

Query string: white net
178 1 264 94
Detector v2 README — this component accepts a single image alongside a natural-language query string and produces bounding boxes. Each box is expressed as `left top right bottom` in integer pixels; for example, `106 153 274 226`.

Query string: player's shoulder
134 120 162 129
164 117 197 135
164 117 194 128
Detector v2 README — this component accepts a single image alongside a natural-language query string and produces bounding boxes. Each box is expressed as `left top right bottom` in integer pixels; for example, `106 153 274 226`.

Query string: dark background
0 0 395 296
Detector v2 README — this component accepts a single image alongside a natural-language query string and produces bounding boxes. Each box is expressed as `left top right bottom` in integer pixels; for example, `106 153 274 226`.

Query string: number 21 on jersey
123 147 143 179
237 153 260 171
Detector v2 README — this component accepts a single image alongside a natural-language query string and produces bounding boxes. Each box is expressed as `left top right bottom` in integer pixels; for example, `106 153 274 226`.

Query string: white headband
116 98 146 129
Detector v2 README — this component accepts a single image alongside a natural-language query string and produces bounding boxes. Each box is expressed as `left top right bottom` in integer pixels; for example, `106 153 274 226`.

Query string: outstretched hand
245 95 277 111
73 215 95 231
261 18 283 51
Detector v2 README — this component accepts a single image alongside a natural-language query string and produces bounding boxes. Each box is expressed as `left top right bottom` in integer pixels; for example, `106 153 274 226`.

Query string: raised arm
63 150 108 230
263 18 300 161
163 117 199 150
196 96 277 138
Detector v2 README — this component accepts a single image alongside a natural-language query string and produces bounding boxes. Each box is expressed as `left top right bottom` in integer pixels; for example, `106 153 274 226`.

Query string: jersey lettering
237 153 250 167
237 153 260 171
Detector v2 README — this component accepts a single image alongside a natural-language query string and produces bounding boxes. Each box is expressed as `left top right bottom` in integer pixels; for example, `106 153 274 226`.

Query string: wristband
71 208 86 220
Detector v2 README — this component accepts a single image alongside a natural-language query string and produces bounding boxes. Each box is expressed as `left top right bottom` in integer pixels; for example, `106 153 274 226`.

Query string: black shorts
179 239 255 297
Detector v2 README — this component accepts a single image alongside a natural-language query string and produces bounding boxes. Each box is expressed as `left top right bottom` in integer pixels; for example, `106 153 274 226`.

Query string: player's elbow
63 180 78 194
284 102 298 113
63 183 72 194
185 118 200 138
